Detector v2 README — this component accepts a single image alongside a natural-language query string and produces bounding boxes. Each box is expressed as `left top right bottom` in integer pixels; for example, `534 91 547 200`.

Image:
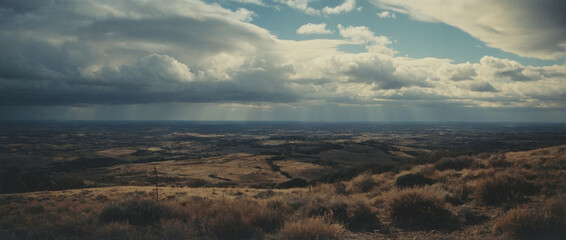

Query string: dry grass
1 145 565 240
382 185 458 230
298 193 381 232
275 216 347 240
99 199 167 226
394 173 436 188
173 196 286 239
345 172 378 194
434 156 474 171
493 197 566 240
472 170 539 206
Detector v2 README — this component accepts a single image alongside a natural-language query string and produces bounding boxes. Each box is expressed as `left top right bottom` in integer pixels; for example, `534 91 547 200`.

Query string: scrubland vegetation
1 144 564 239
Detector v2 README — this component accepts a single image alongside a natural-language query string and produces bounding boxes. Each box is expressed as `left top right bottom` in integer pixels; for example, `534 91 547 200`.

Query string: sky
0 0 565 122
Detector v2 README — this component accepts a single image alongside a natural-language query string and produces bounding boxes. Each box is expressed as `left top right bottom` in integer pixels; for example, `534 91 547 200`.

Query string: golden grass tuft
382 185 457 230
298 193 381 232
346 172 377 193
275 216 347 240
493 197 566 240
472 171 539 205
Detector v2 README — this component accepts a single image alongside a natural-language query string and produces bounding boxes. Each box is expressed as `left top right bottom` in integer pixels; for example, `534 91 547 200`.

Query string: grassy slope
0 145 564 239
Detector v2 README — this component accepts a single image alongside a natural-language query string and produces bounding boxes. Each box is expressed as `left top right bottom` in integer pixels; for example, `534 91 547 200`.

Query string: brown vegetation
275 216 347 240
493 197 566 239
382 185 458 230
0 145 565 239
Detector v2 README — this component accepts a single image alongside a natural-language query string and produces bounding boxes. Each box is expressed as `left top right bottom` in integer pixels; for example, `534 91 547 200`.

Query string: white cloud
369 0 566 60
234 8 256 22
275 0 319 15
338 24 377 43
231 0 266 6
296 23 333 35
377 11 395 19
322 0 356 15
337 24 394 55
0 0 564 113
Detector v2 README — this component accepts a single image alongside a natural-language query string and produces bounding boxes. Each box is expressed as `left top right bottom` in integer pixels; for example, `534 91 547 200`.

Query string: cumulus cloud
0 0 297 105
296 23 333 35
377 11 395 19
0 0 564 114
322 0 356 15
234 8 256 22
276 0 358 15
369 0 566 60
92 54 195 91
337 24 395 55
275 0 319 15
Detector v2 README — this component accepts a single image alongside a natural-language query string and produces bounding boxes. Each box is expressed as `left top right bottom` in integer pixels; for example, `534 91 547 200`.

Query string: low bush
187 197 286 239
99 200 167 226
278 178 308 189
383 186 457 230
457 205 489 225
395 173 436 188
342 196 381 231
488 153 512 168
473 172 539 205
493 197 566 239
185 178 209 188
435 156 473 171
300 194 381 232
346 173 377 194
276 216 347 240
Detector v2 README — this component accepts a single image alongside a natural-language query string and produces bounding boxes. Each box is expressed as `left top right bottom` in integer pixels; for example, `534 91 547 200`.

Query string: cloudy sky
0 0 565 122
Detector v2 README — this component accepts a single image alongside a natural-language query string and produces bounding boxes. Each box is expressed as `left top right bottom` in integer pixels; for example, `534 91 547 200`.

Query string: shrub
300 194 380 232
493 198 566 239
435 156 473 171
99 200 167 226
346 173 377 194
187 197 285 239
334 182 348 195
254 189 276 199
185 178 209 188
488 153 512 168
395 173 436 188
383 186 457 230
342 196 381 231
278 178 308 189
159 219 193 240
457 205 489 225
100 204 127 223
473 172 539 205
276 216 347 240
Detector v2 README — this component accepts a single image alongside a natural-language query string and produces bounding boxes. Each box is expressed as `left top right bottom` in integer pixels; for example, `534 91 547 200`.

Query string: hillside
1 145 564 239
